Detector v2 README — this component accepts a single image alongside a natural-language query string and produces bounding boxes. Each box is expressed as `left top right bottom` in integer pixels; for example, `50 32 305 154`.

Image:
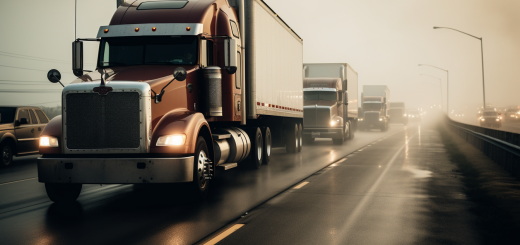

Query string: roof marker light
104 29 109 33
135 27 140 32
152 27 157 32
186 26 191 31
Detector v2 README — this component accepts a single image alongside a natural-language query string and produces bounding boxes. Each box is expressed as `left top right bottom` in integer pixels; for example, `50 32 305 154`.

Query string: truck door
15 109 38 154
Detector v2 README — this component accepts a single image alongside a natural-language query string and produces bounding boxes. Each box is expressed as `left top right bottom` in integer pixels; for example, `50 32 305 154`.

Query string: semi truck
389 102 407 125
301 63 359 145
359 85 390 131
38 0 303 203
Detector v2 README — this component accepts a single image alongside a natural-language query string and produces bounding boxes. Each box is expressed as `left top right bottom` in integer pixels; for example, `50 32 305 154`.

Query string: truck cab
389 102 407 125
359 85 390 131
302 78 348 145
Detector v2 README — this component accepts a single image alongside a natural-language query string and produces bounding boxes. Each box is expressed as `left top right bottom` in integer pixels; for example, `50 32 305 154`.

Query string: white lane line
0 177 37 186
203 224 245 245
293 181 309 189
339 134 416 238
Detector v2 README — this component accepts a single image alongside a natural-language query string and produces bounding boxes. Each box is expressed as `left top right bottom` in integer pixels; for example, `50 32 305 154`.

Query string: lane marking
293 181 309 189
0 177 37 186
203 224 245 245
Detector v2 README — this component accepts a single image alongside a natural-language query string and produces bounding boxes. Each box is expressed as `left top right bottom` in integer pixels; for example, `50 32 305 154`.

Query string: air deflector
137 1 188 10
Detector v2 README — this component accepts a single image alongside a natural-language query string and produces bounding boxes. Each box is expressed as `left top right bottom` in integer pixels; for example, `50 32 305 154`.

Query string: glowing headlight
40 136 59 147
404 114 407 116
379 118 383 121
358 118 363 121
156 134 186 146
330 120 339 126
481 119 485 121
496 119 500 121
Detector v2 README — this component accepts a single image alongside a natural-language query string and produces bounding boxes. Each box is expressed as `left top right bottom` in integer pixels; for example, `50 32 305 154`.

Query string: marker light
104 29 109 33
157 134 186 146
135 27 140 32
186 26 191 31
40 136 59 147
152 27 157 32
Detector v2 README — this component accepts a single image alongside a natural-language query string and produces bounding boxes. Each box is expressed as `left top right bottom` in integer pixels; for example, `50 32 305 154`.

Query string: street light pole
418 64 449 115
433 26 486 109
420 74 443 110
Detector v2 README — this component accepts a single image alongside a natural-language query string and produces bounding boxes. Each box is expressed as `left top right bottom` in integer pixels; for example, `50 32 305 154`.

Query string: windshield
363 103 382 111
483 111 497 117
98 36 198 67
304 91 337 101
0 107 16 124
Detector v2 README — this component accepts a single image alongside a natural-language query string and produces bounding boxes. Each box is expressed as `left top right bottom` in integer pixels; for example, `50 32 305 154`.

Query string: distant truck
0 106 50 167
389 102 407 125
359 85 390 131
302 63 359 145
38 0 304 203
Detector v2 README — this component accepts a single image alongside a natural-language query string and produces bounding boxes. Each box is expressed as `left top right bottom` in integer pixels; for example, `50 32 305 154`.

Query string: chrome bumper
303 128 343 138
37 157 194 184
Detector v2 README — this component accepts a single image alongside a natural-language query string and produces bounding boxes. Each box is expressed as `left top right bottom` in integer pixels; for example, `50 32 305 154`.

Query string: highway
451 115 520 133
0 121 479 245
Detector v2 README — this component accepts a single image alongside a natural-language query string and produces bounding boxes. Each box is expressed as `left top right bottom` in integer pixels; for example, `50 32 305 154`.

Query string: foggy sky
1 0 519 112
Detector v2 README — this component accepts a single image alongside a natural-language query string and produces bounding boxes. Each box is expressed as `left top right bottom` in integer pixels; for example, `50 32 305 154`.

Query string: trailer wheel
45 183 82 203
261 127 271 165
297 124 303 152
247 127 263 169
285 123 298 153
192 136 210 199
1 142 14 167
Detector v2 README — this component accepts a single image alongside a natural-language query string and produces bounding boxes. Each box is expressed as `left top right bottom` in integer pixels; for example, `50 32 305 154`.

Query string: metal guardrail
447 117 520 178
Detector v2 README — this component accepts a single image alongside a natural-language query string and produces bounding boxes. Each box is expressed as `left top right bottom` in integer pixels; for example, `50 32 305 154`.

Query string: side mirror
72 41 84 77
174 67 187 81
47 69 64 87
224 38 237 74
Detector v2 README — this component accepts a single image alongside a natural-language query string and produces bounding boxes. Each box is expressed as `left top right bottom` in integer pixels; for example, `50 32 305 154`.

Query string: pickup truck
0 106 50 166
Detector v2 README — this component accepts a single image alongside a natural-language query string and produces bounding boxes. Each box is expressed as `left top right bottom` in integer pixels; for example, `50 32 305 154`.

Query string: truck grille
65 92 141 149
364 112 380 122
304 106 331 127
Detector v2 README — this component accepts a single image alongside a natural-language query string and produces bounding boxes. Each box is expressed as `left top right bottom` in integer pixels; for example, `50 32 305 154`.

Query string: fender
0 132 17 149
150 109 212 155
39 116 62 154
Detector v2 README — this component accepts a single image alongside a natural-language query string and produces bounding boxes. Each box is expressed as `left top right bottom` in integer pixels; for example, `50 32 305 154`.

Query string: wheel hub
197 150 208 187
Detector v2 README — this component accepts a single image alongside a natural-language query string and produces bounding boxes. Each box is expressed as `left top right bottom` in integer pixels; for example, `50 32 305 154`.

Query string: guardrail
446 117 520 178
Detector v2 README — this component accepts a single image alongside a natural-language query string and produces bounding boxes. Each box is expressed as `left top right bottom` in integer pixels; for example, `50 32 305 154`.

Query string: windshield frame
97 36 200 68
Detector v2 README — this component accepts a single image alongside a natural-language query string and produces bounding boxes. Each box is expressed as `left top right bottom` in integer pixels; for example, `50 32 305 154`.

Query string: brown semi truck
38 0 303 203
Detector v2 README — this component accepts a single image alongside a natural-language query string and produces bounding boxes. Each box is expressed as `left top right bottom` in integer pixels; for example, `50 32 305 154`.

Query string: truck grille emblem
93 86 113 95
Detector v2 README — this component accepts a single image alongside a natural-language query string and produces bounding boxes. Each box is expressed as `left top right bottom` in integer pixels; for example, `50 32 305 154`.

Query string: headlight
496 119 500 121
379 118 383 121
358 118 363 121
481 119 485 121
156 134 186 146
40 136 59 147
404 114 407 116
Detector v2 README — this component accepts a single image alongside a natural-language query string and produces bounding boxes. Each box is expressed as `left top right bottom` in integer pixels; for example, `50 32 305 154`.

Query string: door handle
31 129 34 133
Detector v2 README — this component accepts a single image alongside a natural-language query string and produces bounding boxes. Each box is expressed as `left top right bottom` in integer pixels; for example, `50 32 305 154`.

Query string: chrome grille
65 92 141 149
364 112 380 122
316 107 331 127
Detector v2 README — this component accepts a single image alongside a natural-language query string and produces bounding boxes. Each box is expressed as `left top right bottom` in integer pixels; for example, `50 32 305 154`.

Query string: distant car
0 106 50 167
479 110 502 128
504 109 520 122
407 110 421 121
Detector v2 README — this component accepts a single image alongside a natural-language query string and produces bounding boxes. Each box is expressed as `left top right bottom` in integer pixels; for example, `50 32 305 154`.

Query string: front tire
192 136 210 199
45 183 82 203
1 142 14 167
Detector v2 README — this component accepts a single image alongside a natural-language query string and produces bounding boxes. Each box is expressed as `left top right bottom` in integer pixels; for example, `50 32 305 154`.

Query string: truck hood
0 123 14 131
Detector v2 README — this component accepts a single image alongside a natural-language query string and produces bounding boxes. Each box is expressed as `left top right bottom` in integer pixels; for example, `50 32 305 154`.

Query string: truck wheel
192 136 210 199
261 127 271 165
298 124 303 152
45 183 82 203
285 123 298 153
247 127 263 169
1 142 14 167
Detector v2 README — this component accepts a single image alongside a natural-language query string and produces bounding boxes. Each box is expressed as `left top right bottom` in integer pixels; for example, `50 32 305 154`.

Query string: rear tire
261 127 271 165
191 136 210 199
247 127 263 169
1 142 14 167
285 123 298 153
45 183 82 203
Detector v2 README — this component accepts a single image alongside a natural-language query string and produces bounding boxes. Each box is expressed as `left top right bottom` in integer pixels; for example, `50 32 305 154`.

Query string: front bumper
303 128 343 139
37 156 194 184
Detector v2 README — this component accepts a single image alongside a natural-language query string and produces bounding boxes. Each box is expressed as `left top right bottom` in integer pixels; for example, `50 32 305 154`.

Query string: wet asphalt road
0 125 404 245
0 121 478 245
